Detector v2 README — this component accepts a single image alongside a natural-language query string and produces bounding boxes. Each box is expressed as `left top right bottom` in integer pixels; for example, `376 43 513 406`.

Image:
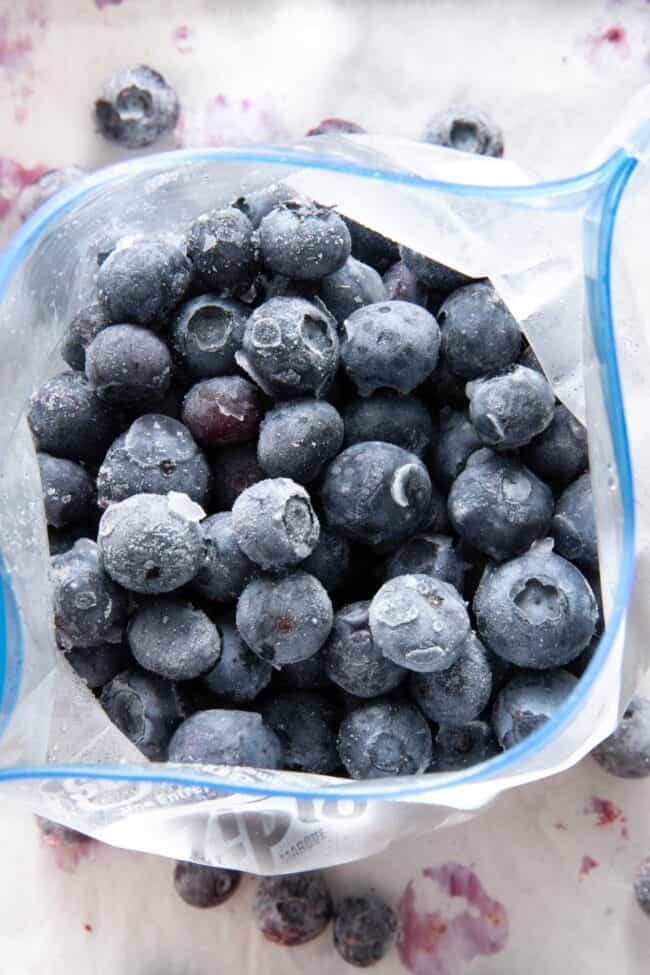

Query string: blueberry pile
32 181 601 780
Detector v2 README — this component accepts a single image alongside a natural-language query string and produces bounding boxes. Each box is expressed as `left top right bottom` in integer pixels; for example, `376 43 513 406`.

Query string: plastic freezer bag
0 91 649 875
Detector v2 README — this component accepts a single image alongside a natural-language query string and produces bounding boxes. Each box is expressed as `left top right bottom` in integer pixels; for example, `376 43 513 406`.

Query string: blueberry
591 697 650 778
28 371 117 462
86 325 172 408
101 667 183 760
262 690 340 774
333 894 398 967
429 721 500 771
170 294 249 378
319 257 386 323
98 492 204 594
634 858 650 916
422 107 503 156
257 400 344 484
474 545 598 669
324 600 406 697
399 247 472 296
342 392 434 458
369 573 470 673
95 65 179 147
306 118 366 135
382 533 465 592
173 861 241 908
61 301 112 370
337 699 432 778
48 525 93 556
97 237 191 326
16 166 86 221
168 709 283 769
410 631 492 725
201 613 272 703
98 414 211 509
181 375 262 448
254 873 333 946
428 408 481 491
192 512 255 603
551 474 597 573
212 443 265 510
438 281 521 379
300 528 351 594
341 300 440 396
232 478 320 571
233 183 298 229
38 453 96 529
522 404 588 488
492 669 577 749
51 539 128 649
236 571 333 667
236 297 339 399
259 202 351 279
467 365 555 449
277 652 329 691
382 259 428 306
448 458 554 561
321 442 432 548
188 207 256 290
344 218 400 273
128 597 220 681
64 641 130 689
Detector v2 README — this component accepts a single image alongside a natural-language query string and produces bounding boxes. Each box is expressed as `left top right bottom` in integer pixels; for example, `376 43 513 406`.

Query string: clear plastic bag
1 89 649 875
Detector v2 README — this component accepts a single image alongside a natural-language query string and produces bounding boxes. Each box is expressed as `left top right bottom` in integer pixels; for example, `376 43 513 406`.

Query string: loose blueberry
95 65 180 147
181 375 262 448
28 371 117 463
591 697 650 778
324 600 406 698
492 669 577 749
421 107 504 157
438 281 521 379
319 257 386 323
522 404 589 488
61 301 112 371
168 709 283 769
383 259 428 306
262 690 340 774
399 247 472 296
551 473 597 573
64 641 130 689
257 400 344 484
467 365 555 449
38 453 96 529
300 528 351 594
188 207 256 290
201 613 272 703
259 202 351 279
170 294 249 378
97 237 191 326
232 478 320 571
173 861 241 908
254 873 333 946
342 392 434 459
100 668 183 760
382 533 465 592
17 166 86 221
428 408 481 491
128 597 220 681
51 539 127 649
429 721 500 771
410 631 492 725
212 443 265 510
86 325 172 408
192 511 255 603
333 894 398 967
306 118 366 136
337 698 432 778
344 218 400 273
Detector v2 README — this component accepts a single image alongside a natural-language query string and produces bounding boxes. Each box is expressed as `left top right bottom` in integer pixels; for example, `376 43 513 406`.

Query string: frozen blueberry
28 371 117 462
421 107 504 157
51 539 127 649
277 652 329 691
324 600 406 698
236 571 333 667
383 259 428 306
474 545 598 669
492 669 577 749
257 400 344 484
236 297 339 399
306 118 366 135
344 218 400 273
64 641 130 689
98 492 203 594
97 237 191 326
98 415 211 509
16 166 86 221
319 257 386 323
254 873 333 946
321 442 432 548
170 294 249 379
467 365 555 450
410 631 492 725
448 458 554 561
212 443 265 510
300 528 351 594
174 861 241 909
86 325 172 408
181 376 262 448
428 408 481 490
333 894 398 967
38 453 96 529
128 598 220 681
262 691 339 774
591 697 650 778
60 301 112 371
429 721 500 771
341 300 440 396
551 474 597 573
382 533 465 592
168 709 283 769
342 393 434 459
399 247 471 296
634 858 650 916
192 512 255 603
522 404 589 488
369 573 470 673
233 183 298 229
232 478 319 571
101 668 183 760
188 207 256 290
437 281 521 379
201 614 272 703
337 699 432 778
95 65 179 147
259 202 351 279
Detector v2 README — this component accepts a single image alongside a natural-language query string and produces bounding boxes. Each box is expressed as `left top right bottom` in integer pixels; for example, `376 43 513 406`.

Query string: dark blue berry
342 392 434 458
259 202 351 279
174 861 240 908
257 400 344 484
254 873 333 946
344 218 399 273
383 259 428 306
410 631 492 725
168 709 283 769
192 512 255 603
551 474 597 572
591 697 650 778
337 699 432 778
438 281 521 379
492 669 577 749
86 325 172 408
399 247 471 295
170 294 249 378
262 690 340 773
28 371 117 462
467 365 555 449
100 668 183 760
421 107 504 157
188 207 256 290
201 613 272 703
61 301 112 370
212 443 264 510
64 641 130 689
232 478 320 571
300 528 351 594
427 408 481 491
522 404 588 488
182 375 263 448
128 597 220 681
324 600 406 697
95 65 179 147
51 538 127 649
429 721 500 771
319 257 386 322
97 237 191 326
334 894 397 968
38 453 96 529
382 533 465 592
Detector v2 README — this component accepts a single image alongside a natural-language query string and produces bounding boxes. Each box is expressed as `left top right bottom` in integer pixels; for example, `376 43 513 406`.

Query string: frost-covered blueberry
438 281 521 379
342 393 434 458
188 207 256 290
448 457 554 561
236 297 339 399
51 539 127 649
344 218 400 273
232 478 319 571
492 669 577 749
201 614 272 703
98 492 203 594
262 690 340 774
300 528 351 594
306 117 366 136
233 183 298 229
333 894 398 968
591 697 650 778
428 408 482 490
254 874 333 946
38 453 96 529
341 300 440 396
467 365 555 449
168 709 283 769
257 400 344 484
181 376 262 448
97 237 191 326
94 65 179 147
174 861 241 909
16 166 86 221
381 533 465 592
60 301 112 371
410 631 492 725
212 443 265 510
259 202 351 279
319 257 386 322
522 404 589 488
429 721 500 771
474 546 598 669
100 668 183 760
399 247 471 296
236 571 333 667
28 372 117 462
97 415 211 509
170 295 249 378
383 259 428 306
64 641 130 689
551 474 597 573
128 597 220 681
337 699 432 778
85 325 172 408
324 600 406 698
320 442 432 548
192 512 255 603
421 107 504 157
369 573 470 673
